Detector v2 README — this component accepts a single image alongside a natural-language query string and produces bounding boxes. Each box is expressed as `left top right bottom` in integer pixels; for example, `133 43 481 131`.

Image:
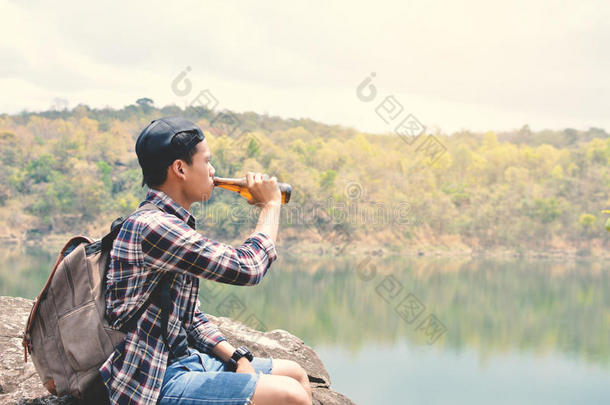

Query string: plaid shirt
100 189 277 405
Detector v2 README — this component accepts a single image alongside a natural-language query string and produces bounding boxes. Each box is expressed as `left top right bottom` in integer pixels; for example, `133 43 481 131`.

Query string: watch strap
226 346 253 371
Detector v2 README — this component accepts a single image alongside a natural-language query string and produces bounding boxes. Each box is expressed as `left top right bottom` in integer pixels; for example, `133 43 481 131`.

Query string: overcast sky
1 0 609 133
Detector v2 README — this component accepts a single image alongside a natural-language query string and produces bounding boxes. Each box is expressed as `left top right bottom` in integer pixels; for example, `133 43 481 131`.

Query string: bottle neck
213 177 247 187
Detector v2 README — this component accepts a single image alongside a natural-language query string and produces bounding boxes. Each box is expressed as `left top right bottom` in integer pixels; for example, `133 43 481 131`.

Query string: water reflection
1 247 608 368
0 245 56 300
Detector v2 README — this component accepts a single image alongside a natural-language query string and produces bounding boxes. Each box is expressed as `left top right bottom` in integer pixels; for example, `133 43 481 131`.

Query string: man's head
136 117 215 205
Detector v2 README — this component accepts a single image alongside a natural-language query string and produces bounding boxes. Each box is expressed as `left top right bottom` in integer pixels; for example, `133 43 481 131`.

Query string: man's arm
185 305 227 353
251 202 281 244
141 216 277 285
211 341 255 374
246 171 282 245
185 302 254 373
210 340 236 362
141 171 281 285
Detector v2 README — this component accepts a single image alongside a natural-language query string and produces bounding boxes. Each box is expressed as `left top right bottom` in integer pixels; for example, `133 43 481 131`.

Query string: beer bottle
213 177 292 204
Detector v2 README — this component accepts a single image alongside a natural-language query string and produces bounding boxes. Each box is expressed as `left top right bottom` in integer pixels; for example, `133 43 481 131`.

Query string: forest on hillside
0 102 608 255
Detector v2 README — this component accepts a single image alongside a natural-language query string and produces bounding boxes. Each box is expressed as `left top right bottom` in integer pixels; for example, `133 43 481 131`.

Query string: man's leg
251 374 311 405
161 350 312 405
270 359 312 403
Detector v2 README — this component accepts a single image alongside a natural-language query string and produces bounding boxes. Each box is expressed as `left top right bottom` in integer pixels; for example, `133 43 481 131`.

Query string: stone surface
0 296 355 405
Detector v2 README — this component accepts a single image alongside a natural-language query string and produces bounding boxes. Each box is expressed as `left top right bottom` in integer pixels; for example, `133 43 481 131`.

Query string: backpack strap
159 273 189 361
101 202 159 251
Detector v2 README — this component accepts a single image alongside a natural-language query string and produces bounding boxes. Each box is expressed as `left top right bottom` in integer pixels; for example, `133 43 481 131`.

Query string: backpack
21 203 170 401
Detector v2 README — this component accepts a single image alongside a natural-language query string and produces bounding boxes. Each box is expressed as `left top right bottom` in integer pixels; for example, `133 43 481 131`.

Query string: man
101 117 312 405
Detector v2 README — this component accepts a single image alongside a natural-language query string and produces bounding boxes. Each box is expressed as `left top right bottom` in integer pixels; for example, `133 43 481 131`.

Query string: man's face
184 139 215 203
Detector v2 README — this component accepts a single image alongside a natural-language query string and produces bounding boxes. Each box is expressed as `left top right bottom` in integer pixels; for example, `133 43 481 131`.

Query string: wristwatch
226 346 254 371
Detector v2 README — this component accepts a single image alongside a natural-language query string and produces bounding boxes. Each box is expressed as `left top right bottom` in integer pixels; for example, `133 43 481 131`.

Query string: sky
1 0 609 134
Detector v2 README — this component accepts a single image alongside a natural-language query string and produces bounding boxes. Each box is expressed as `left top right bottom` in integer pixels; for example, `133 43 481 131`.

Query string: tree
136 98 154 113
136 98 154 107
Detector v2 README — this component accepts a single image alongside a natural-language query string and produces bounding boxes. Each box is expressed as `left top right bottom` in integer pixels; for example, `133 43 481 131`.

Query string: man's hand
235 357 256 375
247 172 281 244
246 172 281 207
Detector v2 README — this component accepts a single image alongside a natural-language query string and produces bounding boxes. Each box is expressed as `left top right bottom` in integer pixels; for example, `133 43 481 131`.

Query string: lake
1 246 609 404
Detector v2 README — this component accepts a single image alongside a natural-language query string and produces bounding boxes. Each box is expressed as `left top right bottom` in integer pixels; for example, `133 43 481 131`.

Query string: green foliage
0 105 608 250
26 154 57 184
247 138 261 157
528 198 562 224
319 170 337 190
96 160 113 190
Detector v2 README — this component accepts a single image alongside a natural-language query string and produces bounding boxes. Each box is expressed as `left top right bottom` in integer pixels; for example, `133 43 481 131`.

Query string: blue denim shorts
158 348 274 405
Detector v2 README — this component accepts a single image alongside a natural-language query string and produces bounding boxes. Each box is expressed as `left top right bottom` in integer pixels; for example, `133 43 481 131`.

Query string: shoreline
3 233 608 260
281 241 610 260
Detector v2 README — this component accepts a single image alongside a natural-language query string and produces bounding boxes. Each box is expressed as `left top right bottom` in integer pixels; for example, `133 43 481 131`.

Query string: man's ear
170 160 186 178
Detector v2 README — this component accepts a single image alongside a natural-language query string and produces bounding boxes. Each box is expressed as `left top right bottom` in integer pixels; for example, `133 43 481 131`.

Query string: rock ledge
0 296 355 405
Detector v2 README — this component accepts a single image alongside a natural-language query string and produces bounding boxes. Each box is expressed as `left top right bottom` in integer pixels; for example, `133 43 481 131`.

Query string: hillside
0 103 608 256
